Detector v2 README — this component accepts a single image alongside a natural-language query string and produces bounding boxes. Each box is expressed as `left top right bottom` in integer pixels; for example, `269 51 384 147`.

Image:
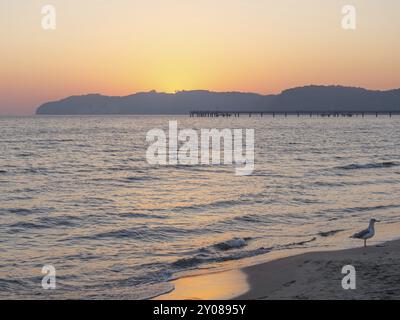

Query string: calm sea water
1 116 400 299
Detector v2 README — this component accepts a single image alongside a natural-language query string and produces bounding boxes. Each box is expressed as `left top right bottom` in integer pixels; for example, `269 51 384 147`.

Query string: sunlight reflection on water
0 115 400 299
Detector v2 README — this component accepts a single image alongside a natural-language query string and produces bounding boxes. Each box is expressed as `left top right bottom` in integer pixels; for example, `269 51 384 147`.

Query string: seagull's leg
364 239 367 247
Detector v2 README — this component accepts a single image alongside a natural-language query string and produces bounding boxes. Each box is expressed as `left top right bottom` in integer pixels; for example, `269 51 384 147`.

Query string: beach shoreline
156 238 400 300
236 239 400 299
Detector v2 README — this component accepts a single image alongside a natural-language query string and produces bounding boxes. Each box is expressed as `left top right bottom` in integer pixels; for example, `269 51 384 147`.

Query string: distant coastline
36 85 400 115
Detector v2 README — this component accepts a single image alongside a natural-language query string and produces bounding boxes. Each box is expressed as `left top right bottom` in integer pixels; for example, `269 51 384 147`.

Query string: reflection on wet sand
154 269 249 300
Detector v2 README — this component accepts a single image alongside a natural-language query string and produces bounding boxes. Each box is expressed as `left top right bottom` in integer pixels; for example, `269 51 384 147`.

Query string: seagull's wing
351 228 369 239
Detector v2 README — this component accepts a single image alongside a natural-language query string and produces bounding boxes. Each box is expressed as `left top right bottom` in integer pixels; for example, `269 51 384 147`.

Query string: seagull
351 218 380 247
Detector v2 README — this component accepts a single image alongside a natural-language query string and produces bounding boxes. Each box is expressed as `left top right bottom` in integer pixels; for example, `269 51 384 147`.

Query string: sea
1 115 400 299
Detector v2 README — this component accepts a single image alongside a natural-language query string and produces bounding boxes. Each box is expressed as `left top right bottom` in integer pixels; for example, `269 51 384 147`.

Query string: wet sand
156 239 400 300
237 239 400 300
154 269 249 300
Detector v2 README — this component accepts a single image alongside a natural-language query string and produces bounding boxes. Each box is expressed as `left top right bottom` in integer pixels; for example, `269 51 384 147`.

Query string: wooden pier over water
190 111 400 118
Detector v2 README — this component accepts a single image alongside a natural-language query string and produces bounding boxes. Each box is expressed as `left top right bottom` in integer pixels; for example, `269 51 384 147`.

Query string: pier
189 111 399 118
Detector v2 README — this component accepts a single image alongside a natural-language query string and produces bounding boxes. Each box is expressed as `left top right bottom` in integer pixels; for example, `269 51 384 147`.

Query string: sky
1 0 400 115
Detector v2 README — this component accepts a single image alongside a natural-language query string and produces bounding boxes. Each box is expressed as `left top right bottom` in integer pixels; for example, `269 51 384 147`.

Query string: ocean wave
171 256 204 268
166 197 266 213
7 208 34 215
171 237 253 268
8 221 48 230
171 236 317 270
89 175 159 184
317 229 345 237
314 204 400 221
119 212 168 220
0 278 26 292
232 211 279 225
311 181 346 187
37 215 80 228
234 214 261 223
277 237 317 249
311 179 399 188
22 168 49 175
63 253 102 262
86 227 146 240
143 199 244 214
336 161 399 171
346 204 400 213
123 176 159 182
171 246 272 269
213 237 250 251
7 215 79 231
17 153 34 158
76 225 202 242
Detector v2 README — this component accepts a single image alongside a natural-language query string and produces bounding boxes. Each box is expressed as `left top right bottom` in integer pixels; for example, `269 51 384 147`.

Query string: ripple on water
1 116 400 299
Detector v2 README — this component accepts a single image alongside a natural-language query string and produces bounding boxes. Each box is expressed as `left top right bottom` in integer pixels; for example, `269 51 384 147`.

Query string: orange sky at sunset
1 0 400 115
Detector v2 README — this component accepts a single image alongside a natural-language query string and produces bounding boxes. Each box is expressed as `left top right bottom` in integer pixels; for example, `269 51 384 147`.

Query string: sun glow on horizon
1 0 400 115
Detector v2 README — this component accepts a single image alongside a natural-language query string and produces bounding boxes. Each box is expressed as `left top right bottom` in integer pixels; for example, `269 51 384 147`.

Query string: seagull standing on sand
351 218 380 247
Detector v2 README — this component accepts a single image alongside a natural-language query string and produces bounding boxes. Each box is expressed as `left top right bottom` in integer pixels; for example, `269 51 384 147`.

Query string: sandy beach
237 239 400 300
156 239 400 300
